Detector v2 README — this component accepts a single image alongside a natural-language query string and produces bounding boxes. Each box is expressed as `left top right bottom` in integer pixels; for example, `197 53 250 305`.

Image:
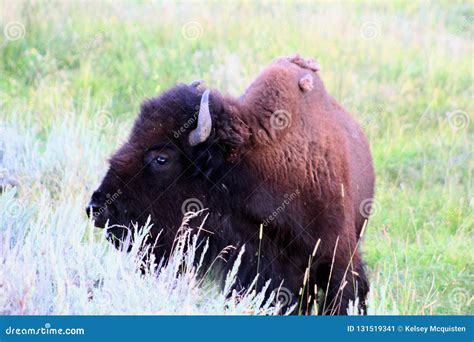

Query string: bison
86 55 375 315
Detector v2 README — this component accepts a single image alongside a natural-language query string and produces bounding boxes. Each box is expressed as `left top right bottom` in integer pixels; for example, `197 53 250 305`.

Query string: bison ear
210 92 250 152
189 80 205 90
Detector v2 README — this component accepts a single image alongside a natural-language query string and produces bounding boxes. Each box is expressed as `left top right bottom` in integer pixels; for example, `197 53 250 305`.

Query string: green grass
0 1 472 314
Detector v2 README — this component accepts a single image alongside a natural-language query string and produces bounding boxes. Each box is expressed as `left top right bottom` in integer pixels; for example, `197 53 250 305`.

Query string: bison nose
85 201 102 218
86 190 106 218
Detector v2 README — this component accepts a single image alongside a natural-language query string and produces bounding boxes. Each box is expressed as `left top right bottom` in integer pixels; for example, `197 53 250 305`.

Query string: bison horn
189 89 212 146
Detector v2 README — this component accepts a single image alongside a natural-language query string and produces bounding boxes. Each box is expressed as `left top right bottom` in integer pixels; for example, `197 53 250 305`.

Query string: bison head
85 81 258 250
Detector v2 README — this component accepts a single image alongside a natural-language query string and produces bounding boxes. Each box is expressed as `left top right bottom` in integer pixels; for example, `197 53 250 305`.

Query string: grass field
0 1 473 315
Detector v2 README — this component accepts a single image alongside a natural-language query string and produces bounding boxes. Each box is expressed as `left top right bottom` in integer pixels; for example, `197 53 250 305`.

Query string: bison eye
145 146 176 170
155 155 168 165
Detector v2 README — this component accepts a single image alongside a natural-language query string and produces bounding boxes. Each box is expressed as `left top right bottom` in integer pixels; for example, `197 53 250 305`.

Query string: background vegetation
0 1 472 314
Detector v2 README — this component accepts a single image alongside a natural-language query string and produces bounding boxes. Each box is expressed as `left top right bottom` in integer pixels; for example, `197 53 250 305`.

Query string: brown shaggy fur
87 54 375 315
